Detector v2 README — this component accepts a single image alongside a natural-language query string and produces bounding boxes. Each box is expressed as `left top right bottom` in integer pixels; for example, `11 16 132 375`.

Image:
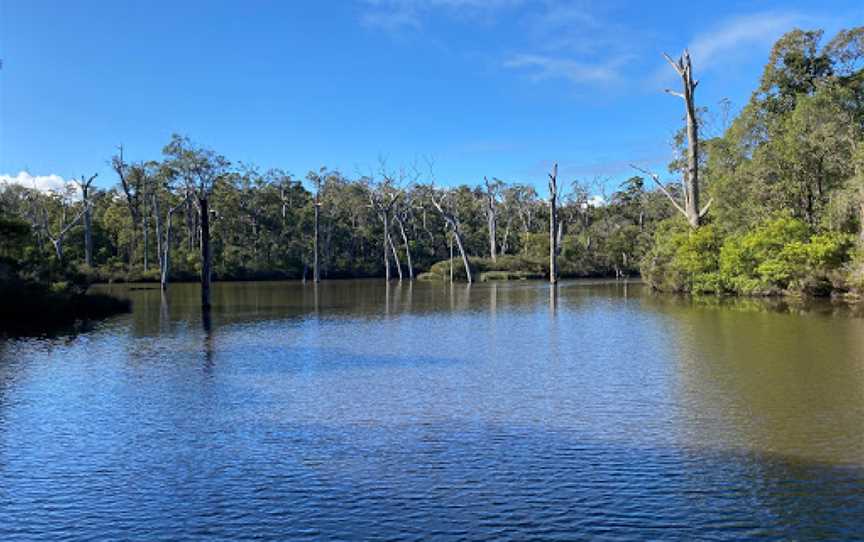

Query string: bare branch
663 52 684 76
698 197 713 218
73 172 98 189
664 89 685 99
50 200 92 240
630 165 689 219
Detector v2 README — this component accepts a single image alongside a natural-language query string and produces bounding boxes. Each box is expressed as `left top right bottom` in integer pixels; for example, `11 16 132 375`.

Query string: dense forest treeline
0 139 674 286
2 27 863 311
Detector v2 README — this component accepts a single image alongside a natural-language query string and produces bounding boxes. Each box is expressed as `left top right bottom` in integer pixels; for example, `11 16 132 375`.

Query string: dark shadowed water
2 279 864 540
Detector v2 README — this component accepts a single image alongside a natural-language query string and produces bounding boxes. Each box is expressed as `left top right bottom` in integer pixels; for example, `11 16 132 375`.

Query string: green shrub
644 215 853 297
426 254 546 281
641 219 721 293
719 216 852 295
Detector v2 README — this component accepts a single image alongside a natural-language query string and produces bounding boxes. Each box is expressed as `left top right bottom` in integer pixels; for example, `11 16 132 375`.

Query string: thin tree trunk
549 163 558 284
484 177 497 261
501 216 512 255
313 190 320 283
396 218 414 280
161 199 184 290
452 228 472 284
430 194 472 283
82 186 93 267
199 196 212 308
152 193 163 274
186 198 195 251
449 229 454 283
684 68 700 228
74 174 98 267
162 210 172 290
488 212 497 261
53 239 63 262
143 215 149 271
388 231 402 281
382 212 391 281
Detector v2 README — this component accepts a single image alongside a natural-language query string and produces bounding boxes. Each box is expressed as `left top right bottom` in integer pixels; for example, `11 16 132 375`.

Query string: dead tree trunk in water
449 227 454 282
548 163 558 284
395 215 414 280
387 231 403 281
382 211 391 281
158 197 187 290
313 177 321 283
199 196 212 308
484 177 499 262
431 191 472 284
153 193 163 275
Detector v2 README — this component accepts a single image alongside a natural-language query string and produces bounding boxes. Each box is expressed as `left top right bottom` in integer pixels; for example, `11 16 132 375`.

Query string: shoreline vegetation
2 27 864 334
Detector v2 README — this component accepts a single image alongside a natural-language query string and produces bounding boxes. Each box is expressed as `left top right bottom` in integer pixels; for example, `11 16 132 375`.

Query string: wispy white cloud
522 2 628 56
502 2 642 89
358 0 637 88
652 10 806 86
359 0 523 30
504 53 628 85
689 11 804 70
359 1 815 92
1 171 80 198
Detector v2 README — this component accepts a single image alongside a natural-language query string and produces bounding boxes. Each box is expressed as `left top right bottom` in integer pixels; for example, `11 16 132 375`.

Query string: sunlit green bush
643 215 853 296
641 219 721 294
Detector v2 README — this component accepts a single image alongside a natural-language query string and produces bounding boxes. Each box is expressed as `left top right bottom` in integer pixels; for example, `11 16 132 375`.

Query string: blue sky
1 0 861 193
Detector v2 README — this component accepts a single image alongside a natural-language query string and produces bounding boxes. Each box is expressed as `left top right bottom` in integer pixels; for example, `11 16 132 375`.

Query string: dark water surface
2 280 864 540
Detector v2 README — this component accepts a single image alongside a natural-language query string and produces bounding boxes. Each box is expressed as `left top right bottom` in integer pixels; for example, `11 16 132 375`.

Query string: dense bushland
642 27 864 298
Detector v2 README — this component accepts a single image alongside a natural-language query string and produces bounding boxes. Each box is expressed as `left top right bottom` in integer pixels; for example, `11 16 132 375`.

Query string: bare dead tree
548 163 559 284
158 196 188 290
32 191 90 262
483 176 502 261
448 224 454 282
429 186 472 284
393 198 415 280
387 226 403 280
72 173 98 267
314 175 321 283
368 179 402 281
638 50 712 228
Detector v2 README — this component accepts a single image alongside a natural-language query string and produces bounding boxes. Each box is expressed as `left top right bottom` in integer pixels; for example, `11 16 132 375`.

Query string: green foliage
641 219 721 294
480 270 544 281
0 208 130 334
721 218 851 295
427 254 547 281
645 216 853 296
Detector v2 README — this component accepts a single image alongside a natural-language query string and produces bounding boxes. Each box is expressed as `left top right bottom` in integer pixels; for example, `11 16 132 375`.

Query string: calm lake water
2 279 864 540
